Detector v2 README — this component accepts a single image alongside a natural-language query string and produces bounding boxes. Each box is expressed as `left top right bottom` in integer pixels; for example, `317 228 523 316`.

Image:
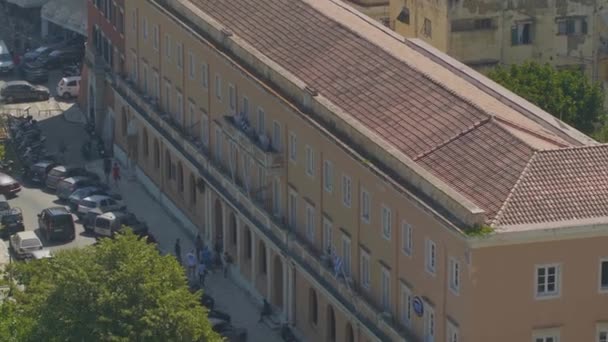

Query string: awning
41 0 87 36
5 0 49 9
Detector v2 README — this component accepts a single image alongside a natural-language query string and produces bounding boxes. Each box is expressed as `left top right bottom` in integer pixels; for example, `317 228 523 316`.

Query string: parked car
0 207 24 239
77 195 125 218
56 76 81 98
38 206 76 242
45 47 84 70
93 211 148 238
0 80 50 103
9 231 45 260
0 40 14 74
209 318 247 342
56 176 100 201
0 239 9 267
22 46 56 64
46 165 100 190
0 173 21 197
67 186 112 211
29 249 52 260
82 208 103 233
22 63 50 84
27 161 58 185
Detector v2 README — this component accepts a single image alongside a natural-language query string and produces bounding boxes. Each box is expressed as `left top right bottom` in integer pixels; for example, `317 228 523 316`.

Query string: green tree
488 61 605 135
0 231 220 342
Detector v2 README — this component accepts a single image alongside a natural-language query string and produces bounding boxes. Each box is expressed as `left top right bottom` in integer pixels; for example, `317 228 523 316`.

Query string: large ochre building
85 0 608 341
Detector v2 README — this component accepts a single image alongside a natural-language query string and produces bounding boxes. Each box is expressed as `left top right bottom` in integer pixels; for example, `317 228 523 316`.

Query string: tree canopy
0 231 221 342
487 61 606 136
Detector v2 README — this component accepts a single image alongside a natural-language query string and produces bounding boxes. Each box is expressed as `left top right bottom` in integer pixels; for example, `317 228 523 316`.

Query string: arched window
327 305 336 342
258 241 267 275
309 288 318 326
165 150 172 180
245 228 252 260
142 128 149 158
177 162 184 192
121 107 128 137
153 139 160 169
189 173 197 204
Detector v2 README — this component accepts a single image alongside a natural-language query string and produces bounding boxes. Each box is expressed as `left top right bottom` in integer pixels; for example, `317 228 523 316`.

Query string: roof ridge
413 117 493 161
538 143 608 154
490 151 539 228
493 116 573 149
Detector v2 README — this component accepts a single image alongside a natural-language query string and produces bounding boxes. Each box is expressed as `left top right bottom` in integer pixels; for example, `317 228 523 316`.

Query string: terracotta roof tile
494 145 608 227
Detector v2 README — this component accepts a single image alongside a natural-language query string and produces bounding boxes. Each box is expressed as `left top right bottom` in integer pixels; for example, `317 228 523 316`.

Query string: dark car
22 63 50 84
45 165 100 190
27 161 58 185
56 176 101 200
22 46 55 65
0 207 24 239
0 81 50 103
0 173 21 197
37 206 76 242
44 48 84 69
68 186 109 211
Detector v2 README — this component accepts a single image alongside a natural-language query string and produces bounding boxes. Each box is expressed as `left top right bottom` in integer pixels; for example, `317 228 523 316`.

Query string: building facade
342 0 390 25
80 0 125 147
388 0 608 81
92 0 608 341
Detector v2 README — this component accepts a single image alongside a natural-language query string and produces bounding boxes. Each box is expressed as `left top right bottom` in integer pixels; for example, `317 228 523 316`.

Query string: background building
342 0 390 25
102 0 608 341
389 0 608 83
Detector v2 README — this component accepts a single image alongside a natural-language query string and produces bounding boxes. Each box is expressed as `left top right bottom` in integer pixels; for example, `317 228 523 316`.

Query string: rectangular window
242 96 249 118
288 132 297 163
447 320 459 342
323 217 333 254
360 250 370 289
215 74 222 100
164 34 171 59
188 102 195 134
535 264 560 298
381 266 390 311
600 259 608 292
288 189 297 230
361 188 370 223
153 25 159 50
424 305 435 341
130 54 137 81
176 92 183 124
305 145 314 177
426 239 436 275
402 222 413 256
598 325 608 342
228 84 236 111
423 18 432 37
557 17 587 35
323 160 333 192
214 126 223 160
272 177 281 216
142 63 148 94
188 51 195 79
341 235 351 276
164 82 171 113
152 71 159 100
399 282 412 327
131 9 136 31
342 175 352 208
533 329 560 342
381 206 392 239
201 63 208 88
176 43 183 68
257 108 265 135
201 113 209 147
511 22 532 45
449 257 460 294
142 17 148 40
305 204 315 243
272 121 281 151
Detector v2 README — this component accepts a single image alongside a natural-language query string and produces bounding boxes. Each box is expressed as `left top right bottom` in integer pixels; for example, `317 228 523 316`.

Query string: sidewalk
85 159 283 342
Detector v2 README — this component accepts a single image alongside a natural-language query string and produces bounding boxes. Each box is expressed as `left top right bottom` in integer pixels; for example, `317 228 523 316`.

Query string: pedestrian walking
103 157 112 185
112 162 121 188
197 261 207 286
201 245 212 272
258 298 272 323
195 233 204 262
186 250 197 279
174 238 182 265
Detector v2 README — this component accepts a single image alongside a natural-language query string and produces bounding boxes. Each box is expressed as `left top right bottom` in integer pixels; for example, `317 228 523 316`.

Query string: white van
0 40 14 74
56 76 81 98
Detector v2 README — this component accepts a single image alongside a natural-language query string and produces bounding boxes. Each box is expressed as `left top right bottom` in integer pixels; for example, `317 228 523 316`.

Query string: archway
345 322 354 342
229 212 237 247
189 172 197 205
244 227 252 261
258 240 267 275
214 199 223 254
327 305 336 342
142 128 149 158
177 162 184 193
164 149 172 180
309 288 318 326
272 255 283 309
153 139 160 169
121 107 128 137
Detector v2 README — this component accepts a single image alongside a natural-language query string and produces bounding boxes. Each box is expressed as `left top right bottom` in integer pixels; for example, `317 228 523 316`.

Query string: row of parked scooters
6 114 51 169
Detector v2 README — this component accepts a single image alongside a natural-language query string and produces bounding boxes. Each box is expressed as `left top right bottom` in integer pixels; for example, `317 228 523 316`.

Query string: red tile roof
186 0 607 228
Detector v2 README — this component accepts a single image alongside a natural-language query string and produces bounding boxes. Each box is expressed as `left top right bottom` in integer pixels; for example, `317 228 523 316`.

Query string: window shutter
511 25 518 45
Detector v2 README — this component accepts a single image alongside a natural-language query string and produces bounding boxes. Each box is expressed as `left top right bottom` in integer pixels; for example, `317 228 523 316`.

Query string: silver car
77 195 125 218
9 231 45 260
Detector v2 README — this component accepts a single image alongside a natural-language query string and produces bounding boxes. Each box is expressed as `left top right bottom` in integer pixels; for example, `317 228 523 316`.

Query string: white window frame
323 160 333 193
532 328 561 342
447 320 459 342
360 188 370 223
402 222 413 256
381 205 392 240
399 281 412 328
360 250 370 289
600 258 608 293
288 132 297 163
597 323 608 342
142 16 148 41
449 257 460 295
164 34 171 59
201 62 208 88
152 25 159 50
201 113 209 147
305 203 315 243
342 174 352 208
305 145 314 178
535 264 561 299
272 121 281 151
380 266 390 311
215 74 222 100
424 303 435 342
257 107 265 135
425 239 437 275
341 234 351 277
323 216 333 254
188 51 195 79
288 188 298 230
176 42 183 69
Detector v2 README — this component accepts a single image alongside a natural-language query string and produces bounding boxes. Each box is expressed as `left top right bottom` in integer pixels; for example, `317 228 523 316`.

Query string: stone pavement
84 159 284 342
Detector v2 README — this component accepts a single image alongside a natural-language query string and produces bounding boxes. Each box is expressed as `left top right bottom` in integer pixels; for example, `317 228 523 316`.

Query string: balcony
223 115 283 170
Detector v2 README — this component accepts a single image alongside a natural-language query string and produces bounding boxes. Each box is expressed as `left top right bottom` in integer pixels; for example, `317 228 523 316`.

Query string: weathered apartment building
389 0 608 81
83 0 608 341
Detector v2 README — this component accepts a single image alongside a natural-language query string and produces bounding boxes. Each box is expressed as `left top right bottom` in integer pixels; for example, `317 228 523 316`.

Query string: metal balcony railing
223 115 283 170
